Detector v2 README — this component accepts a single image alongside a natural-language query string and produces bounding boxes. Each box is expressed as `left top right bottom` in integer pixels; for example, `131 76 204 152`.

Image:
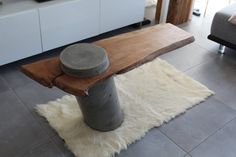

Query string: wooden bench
21 23 194 131
21 23 194 97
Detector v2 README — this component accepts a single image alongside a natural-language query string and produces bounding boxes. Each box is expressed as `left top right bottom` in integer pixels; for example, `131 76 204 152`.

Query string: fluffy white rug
146 0 158 7
36 58 213 157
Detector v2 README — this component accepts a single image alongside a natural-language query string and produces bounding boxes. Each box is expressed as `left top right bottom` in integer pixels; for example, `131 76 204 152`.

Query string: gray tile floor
1 8 236 157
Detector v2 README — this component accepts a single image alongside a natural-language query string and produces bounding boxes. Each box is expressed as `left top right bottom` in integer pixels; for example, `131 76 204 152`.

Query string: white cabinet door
39 0 100 51
0 10 42 65
100 0 145 33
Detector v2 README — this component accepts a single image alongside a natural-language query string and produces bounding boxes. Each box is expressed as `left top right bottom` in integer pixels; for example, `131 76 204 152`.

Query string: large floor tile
0 66 34 89
14 82 65 107
195 37 219 54
18 141 64 157
14 82 66 137
190 118 236 157
160 43 216 72
0 91 50 157
160 97 236 152
186 53 236 110
116 128 186 157
186 55 236 90
180 16 219 53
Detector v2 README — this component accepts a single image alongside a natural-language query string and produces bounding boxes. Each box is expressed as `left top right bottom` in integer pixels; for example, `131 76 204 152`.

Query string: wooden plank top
21 23 194 96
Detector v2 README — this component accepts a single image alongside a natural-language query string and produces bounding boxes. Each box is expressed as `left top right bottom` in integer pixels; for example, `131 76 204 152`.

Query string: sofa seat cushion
210 4 236 45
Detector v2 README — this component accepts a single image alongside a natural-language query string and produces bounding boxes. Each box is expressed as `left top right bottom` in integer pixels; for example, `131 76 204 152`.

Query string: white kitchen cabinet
0 0 145 65
0 10 42 65
39 0 100 51
100 0 145 33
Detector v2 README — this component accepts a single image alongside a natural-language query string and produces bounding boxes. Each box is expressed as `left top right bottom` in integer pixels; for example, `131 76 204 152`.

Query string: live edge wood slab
21 23 194 97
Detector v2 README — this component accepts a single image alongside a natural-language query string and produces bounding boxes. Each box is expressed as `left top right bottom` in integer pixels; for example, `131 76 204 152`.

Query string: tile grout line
1 64 77 156
18 140 53 157
182 50 219 73
162 44 219 74
213 98 236 113
50 139 69 157
0 82 56 153
0 75 12 93
9 84 57 139
195 42 219 54
159 110 236 155
48 136 69 157
182 58 214 73
9 82 68 157
186 153 192 157
11 87 68 156
158 129 189 154
187 115 236 154
0 67 35 90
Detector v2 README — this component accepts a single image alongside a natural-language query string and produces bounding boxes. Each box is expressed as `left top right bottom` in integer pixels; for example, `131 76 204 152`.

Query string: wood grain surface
155 0 163 23
167 0 193 25
21 24 194 96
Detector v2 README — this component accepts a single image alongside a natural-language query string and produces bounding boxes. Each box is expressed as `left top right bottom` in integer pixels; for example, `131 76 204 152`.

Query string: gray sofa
208 3 236 53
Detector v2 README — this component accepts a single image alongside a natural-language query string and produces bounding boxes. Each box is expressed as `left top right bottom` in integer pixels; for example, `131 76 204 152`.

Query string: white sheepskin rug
36 58 213 157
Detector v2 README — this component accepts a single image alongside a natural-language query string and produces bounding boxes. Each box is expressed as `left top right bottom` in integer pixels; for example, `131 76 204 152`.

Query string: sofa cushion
210 4 236 45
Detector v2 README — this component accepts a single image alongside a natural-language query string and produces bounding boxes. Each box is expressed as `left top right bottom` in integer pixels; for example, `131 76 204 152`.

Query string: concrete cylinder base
76 76 123 132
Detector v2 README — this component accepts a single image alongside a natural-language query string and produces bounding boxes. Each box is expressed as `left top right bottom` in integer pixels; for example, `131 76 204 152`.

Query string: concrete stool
60 43 123 132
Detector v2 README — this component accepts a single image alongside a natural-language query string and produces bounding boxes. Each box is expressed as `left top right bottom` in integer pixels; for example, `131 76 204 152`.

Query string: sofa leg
218 44 225 54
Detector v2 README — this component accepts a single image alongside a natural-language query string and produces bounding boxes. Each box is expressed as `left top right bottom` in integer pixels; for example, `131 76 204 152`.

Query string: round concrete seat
60 43 123 132
60 43 109 78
